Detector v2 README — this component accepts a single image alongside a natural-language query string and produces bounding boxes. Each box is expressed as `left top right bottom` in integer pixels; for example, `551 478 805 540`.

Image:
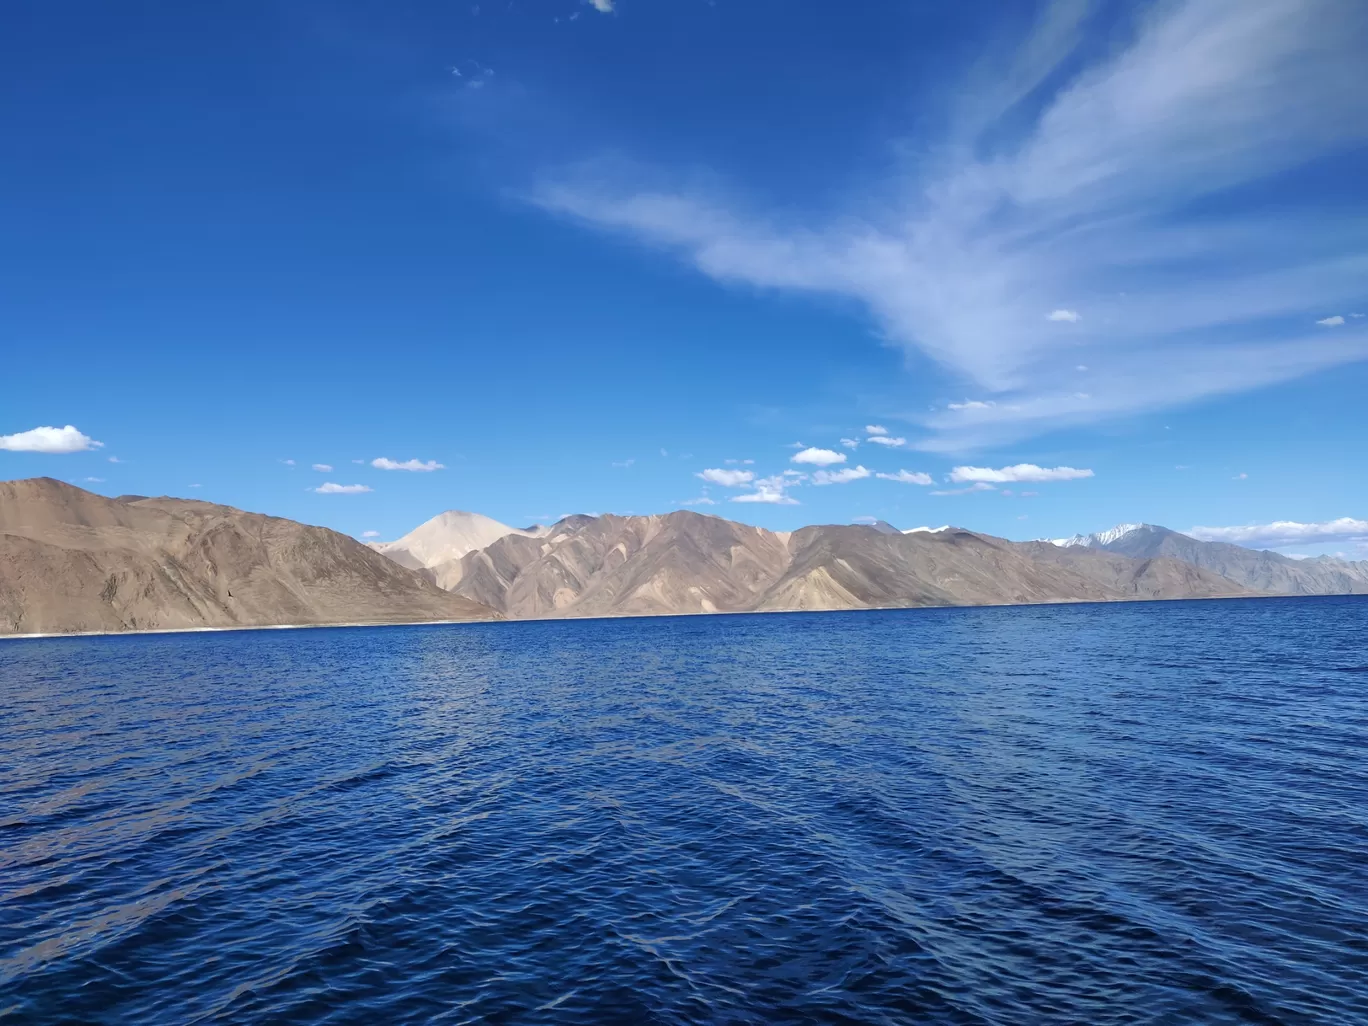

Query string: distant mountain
426 512 1251 618
0 479 497 635
1048 523 1368 595
368 510 533 571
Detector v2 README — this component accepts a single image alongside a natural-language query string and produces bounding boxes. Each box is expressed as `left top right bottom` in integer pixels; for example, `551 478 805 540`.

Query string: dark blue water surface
3 598 1367 1024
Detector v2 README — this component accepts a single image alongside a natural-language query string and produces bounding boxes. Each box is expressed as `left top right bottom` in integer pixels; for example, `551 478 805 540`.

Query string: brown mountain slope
0 478 498 635
448 511 792 617
434 513 1253 618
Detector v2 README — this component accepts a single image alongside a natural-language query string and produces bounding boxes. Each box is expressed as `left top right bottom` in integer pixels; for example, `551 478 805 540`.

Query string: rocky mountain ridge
0 478 497 635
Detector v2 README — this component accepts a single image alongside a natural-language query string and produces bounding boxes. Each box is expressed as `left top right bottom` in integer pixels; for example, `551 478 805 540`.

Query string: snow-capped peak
1048 523 1150 548
904 525 952 535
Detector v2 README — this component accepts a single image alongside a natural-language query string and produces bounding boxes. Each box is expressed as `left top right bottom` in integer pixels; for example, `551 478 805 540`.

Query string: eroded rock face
433 512 1253 618
0 478 498 635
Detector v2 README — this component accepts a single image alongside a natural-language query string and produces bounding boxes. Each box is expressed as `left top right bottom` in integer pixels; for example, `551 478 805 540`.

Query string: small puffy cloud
362 530 381 538
948 400 995 411
791 447 846 467
876 470 934 485
1047 309 1081 323
281 459 295 466
840 437 860 449
0 425 103 453
312 463 333 473
612 459 635 468
372 458 444 472
1189 517 1368 549
108 456 122 463
866 435 907 447
587 0 613 11
352 459 365 464
316 482 373 494
1233 472 1248 480
698 467 755 487
682 496 718 506
812 465 871 485
950 464 1093 483
1352 313 1365 319
1316 315 1345 326
189 483 202 489
865 425 888 435
932 482 997 496
732 475 799 505
84 476 105 483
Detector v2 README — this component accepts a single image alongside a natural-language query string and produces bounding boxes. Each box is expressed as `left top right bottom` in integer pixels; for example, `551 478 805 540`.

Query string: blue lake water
2 597 1366 1024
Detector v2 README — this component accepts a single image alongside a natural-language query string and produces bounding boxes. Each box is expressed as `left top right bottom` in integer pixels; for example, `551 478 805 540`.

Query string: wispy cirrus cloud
950 463 1093 483
812 465 870 485
0 425 102 453
530 0 1368 451
876 469 934 485
698 467 755 487
1189 517 1368 549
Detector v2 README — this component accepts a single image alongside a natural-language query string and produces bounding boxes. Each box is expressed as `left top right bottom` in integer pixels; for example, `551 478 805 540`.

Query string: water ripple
2 596 1367 1023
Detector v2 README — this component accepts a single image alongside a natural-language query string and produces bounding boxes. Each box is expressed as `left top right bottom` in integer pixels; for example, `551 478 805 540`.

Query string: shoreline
0 590 1345 642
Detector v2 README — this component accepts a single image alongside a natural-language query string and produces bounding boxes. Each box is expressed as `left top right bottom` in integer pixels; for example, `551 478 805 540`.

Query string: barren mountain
437 512 1251 618
1054 524 1368 595
367 510 532 571
0 478 497 635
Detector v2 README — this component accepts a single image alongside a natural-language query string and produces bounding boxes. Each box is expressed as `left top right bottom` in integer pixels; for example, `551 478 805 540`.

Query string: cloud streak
316 483 373 494
1188 517 1368 549
372 458 444 472
697 467 755 487
950 463 1093 483
531 0 1368 450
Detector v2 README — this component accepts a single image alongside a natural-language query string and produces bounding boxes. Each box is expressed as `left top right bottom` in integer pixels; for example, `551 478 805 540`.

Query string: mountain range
2 478 1363 636
0 478 495 635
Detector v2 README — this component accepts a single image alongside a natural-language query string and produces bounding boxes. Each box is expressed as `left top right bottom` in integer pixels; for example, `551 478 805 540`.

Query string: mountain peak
1049 523 1156 548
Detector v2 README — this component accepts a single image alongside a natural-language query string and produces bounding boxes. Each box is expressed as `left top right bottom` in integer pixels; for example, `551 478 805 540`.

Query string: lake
2 598 1366 1023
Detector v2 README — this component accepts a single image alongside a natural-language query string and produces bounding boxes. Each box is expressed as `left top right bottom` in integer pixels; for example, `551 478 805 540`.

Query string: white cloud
682 496 718 506
812 465 871 485
1316 315 1345 326
362 530 381 538
352 459 365 464
281 459 295 466
865 425 888 435
876 469 934 485
316 482 373 494
531 0 1368 451
108 456 122 463
612 459 635 468
932 482 997 496
1189 517 1368 549
312 463 333 472
587 0 613 11
791 447 846 466
0 425 103 454
84 477 105 483
1233 472 1248 480
948 400 995 411
840 437 860 449
732 474 800 505
372 458 444 472
950 463 1093 483
697 467 755 487
865 435 907 447
1047 309 1081 323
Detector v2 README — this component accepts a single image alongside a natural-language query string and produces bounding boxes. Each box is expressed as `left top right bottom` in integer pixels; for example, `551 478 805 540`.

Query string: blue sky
3 0 1366 555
